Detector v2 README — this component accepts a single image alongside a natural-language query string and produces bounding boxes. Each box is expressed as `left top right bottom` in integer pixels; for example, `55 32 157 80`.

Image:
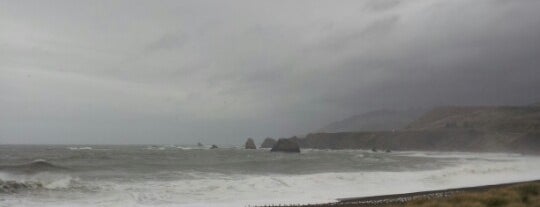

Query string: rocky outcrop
271 138 300 153
260 137 277 148
210 144 218 149
245 138 256 149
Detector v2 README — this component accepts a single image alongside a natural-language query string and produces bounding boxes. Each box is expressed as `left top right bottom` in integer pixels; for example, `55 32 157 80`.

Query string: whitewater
1 145 539 207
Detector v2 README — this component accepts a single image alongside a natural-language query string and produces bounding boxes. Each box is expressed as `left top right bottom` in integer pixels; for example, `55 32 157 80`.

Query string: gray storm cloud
1 0 540 144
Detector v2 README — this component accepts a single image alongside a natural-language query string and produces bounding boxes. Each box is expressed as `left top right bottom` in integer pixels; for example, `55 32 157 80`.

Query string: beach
258 180 540 207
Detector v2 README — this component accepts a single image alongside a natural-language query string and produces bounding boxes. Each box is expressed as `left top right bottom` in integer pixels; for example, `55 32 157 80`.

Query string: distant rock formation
260 137 277 148
271 138 300 153
245 138 256 149
197 142 204 147
210 145 218 149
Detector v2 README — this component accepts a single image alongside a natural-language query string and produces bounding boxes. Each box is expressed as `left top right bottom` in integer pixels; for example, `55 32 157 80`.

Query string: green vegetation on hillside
401 183 540 207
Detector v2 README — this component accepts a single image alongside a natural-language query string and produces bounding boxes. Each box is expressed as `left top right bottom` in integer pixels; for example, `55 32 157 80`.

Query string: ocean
1 145 539 206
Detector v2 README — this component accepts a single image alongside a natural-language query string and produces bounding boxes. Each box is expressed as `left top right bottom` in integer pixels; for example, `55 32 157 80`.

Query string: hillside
406 106 540 132
319 109 425 132
293 105 540 153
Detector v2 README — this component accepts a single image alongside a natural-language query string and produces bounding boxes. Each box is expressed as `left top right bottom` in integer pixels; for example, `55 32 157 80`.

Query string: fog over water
1 0 540 144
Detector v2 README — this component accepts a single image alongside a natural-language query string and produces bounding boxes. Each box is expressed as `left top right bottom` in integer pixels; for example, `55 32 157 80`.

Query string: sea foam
1 151 539 207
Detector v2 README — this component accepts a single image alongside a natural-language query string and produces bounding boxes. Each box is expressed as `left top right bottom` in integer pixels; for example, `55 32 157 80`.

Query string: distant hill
319 109 426 132
406 106 540 132
291 105 540 154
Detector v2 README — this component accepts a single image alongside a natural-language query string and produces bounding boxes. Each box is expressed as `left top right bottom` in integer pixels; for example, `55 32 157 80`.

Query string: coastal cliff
290 105 540 153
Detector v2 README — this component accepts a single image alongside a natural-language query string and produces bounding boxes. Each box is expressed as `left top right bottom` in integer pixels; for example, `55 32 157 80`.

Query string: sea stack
260 137 277 148
245 138 256 149
271 138 300 153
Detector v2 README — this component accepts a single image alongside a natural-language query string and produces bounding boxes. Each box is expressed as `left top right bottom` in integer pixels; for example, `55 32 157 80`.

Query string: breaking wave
0 159 66 174
1 148 539 206
67 146 93 150
0 171 78 193
0 179 44 193
0 159 77 193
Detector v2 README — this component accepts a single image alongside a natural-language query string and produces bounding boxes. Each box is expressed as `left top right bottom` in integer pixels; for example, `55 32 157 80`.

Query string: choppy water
1 145 539 207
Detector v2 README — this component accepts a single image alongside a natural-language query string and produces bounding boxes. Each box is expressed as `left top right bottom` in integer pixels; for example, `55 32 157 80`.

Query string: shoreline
257 179 540 207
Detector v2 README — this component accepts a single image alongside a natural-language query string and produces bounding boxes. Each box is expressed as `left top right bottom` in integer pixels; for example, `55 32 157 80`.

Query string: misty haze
1 0 540 206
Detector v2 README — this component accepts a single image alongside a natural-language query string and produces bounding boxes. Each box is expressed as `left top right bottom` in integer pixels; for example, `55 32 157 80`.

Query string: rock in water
271 138 300 153
245 138 257 149
210 145 218 149
260 137 277 148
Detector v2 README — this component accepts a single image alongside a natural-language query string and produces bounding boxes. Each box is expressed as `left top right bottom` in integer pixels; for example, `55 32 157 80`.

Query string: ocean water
1 145 539 207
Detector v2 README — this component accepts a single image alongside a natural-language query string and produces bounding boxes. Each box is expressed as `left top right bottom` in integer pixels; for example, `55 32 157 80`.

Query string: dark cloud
1 0 540 144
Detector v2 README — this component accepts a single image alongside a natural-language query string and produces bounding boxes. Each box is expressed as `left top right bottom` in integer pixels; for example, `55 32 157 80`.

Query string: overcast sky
1 0 540 145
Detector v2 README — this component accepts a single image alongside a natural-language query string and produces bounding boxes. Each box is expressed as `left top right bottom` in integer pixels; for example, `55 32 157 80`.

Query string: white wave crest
0 171 78 190
2 152 540 207
48 154 537 207
67 147 93 150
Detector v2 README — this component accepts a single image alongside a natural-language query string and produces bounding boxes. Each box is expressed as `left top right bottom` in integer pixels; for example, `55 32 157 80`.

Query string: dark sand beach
258 180 540 207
